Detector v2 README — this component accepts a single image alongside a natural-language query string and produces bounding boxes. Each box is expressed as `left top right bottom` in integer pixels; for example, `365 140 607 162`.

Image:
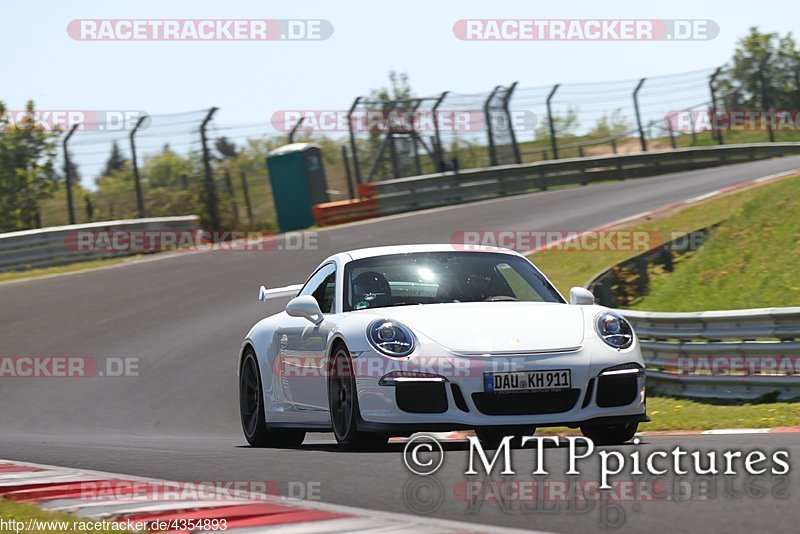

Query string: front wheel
328 344 389 451
580 423 638 445
240 350 305 448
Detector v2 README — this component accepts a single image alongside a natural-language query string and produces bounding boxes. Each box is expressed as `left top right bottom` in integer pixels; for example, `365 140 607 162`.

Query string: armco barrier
363 143 800 217
0 216 199 273
621 308 800 401
312 197 379 226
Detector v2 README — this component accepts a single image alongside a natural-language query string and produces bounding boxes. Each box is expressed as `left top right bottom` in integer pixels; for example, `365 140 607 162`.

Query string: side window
300 263 337 313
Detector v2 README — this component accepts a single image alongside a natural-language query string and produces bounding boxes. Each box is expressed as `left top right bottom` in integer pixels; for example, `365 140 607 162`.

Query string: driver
352 271 392 308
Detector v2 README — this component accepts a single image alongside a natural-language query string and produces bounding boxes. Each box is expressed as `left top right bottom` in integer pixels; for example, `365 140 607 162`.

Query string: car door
277 263 337 418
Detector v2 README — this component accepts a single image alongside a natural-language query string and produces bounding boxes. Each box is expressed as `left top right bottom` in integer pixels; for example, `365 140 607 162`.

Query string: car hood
376 302 585 354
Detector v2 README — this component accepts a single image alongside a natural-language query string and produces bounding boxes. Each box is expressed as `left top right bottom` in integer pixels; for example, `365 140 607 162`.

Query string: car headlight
595 311 634 349
368 319 415 357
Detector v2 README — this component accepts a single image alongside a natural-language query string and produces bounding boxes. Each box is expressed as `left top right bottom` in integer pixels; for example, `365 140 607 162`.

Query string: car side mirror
569 287 595 305
286 295 324 324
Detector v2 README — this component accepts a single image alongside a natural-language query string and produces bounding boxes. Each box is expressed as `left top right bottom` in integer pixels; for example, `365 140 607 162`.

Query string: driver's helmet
352 271 391 308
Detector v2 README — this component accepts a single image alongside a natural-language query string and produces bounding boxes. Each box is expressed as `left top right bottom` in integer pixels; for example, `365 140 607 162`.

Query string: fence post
347 96 362 184
129 115 148 218
224 169 239 227
758 57 775 142
484 86 501 166
633 78 648 152
546 83 560 159
432 91 448 171
503 81 522 164
288 117 305 144
239 170 253 227
62 124 79 225
667 117 676 149
341 145 356 199
794 67 800 108
200 107 220 229
709 67 724 145
388 135 400 179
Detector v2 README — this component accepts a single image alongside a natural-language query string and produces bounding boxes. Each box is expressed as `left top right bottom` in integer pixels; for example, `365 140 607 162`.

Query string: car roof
343 244 522 261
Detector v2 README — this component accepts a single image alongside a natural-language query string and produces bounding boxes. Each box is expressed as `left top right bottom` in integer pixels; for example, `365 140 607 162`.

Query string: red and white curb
0 459 532 533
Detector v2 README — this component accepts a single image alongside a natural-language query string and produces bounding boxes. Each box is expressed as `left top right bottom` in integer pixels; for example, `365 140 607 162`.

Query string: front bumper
355 341 647 431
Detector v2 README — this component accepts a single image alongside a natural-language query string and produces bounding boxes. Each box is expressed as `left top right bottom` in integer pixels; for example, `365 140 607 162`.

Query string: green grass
0 256 135 283
0 499 130 534
633 175 800 311
528 177 785 296
640 396 800 431
540 396 800 434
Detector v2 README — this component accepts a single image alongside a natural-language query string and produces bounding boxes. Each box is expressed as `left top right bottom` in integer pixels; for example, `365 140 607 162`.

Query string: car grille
596 363 643 408
471 389 581 416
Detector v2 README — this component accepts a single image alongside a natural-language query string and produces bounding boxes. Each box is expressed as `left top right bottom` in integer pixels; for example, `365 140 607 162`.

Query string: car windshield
343 251 563 311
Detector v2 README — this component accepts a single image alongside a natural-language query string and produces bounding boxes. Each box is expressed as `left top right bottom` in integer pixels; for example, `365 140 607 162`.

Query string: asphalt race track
2 157 800 532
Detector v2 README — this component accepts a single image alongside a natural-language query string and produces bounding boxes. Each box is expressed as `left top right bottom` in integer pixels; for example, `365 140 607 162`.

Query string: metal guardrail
363 142 800 216
0 216 199 273
621 308 800 401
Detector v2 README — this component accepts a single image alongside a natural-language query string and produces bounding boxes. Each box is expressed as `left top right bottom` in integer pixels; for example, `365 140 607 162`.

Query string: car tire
240 349 305 448
580 422 638 445
475 428 536 449
328 343 389 451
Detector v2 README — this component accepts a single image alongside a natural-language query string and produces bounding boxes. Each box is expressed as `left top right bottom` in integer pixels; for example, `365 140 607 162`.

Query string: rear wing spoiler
258 284 303 302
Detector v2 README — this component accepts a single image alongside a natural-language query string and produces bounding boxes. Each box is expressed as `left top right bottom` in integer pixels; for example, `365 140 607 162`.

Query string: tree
535 107 580 140
0 100 59 231
370 71 413 102
718 27 800 110
363 71 417 181
589 109 631 138
101 141 127 178
215 137 238 160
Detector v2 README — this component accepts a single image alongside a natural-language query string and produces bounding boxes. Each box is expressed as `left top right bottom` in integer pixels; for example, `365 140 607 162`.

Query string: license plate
484 369 571 393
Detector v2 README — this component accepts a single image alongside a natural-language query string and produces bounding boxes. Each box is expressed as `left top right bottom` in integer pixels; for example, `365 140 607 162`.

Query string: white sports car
238 244 647 450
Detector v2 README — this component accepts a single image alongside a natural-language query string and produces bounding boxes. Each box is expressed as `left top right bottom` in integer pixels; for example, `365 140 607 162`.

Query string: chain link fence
9 65 800 233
